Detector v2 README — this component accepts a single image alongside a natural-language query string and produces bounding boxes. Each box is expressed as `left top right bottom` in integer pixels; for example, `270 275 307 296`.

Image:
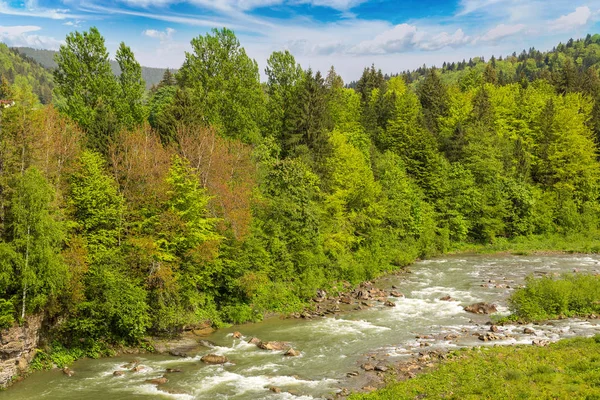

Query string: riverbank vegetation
508 273 600 321
2 28 600 349
349 335 600 400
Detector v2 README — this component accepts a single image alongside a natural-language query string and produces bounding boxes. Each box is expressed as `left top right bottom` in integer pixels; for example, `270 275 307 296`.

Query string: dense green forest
1 26 600 349
13 47 170 89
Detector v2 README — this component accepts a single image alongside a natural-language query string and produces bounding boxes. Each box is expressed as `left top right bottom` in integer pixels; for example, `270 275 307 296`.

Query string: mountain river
4 253 600 399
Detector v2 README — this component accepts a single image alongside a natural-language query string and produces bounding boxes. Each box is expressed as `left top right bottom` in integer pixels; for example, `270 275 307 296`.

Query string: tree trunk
21 225 30 320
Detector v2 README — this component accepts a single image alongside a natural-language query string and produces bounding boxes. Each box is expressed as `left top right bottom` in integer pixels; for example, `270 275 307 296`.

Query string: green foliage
69 150 124 257
115 43 146 128
509 273 600 321
0 168 67 319
0 299 15 329
53 27 119 152
5 28 600 347
178 28 265 143
350 337 600 400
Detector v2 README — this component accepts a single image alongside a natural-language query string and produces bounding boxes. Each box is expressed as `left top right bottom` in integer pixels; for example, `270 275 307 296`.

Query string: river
4 253 600 399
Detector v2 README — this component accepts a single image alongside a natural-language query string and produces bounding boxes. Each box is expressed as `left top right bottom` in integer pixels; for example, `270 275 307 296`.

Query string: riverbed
4 253 600 400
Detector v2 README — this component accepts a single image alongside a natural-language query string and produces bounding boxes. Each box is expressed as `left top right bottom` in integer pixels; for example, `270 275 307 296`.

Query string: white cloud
0 25 62 49
0 25 41 35
0 0 83 19
351 24 418 55
143 27 176 41
120 0 366 11
479 23 525 42
456 0 507 16
420 29 470 51
549 6 591 31
350 24 471 55
63 19 84 27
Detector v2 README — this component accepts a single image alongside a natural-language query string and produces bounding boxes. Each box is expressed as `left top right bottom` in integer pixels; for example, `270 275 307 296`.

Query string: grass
449 231 600 256
350 336 600 400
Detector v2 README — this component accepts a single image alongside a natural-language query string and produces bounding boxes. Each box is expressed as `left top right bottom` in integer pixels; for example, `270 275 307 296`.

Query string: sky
0 0 599 81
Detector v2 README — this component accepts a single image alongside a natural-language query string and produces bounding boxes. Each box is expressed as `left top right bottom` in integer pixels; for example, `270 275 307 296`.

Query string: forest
1 27 600 350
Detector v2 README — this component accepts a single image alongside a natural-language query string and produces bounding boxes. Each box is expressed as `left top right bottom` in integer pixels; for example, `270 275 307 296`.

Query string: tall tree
286 69 332 159
53 27 118 153
115 43 146 129
0 168 66 319
178 28 265 143
264 50 303 144
417 68 450 138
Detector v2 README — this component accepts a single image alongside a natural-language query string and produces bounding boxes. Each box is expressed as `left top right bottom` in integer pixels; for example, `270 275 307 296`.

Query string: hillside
350 33 600 94
0 44 53 104
13 47 170 89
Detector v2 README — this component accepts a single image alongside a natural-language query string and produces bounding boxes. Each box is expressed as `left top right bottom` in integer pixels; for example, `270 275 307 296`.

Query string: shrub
509 273 600 321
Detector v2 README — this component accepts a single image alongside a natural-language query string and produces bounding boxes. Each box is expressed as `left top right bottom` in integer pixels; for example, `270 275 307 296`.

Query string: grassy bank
449 231 600 255
350 336 600 400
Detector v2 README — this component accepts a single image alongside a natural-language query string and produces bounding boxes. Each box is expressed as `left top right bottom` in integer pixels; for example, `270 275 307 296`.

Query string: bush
0 299 15 329
509 273 600 321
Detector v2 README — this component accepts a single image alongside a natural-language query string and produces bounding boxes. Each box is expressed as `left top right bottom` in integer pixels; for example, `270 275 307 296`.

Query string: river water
4 254 600 400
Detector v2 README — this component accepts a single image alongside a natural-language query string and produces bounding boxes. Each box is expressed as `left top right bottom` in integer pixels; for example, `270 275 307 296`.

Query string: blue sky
1 0 599 80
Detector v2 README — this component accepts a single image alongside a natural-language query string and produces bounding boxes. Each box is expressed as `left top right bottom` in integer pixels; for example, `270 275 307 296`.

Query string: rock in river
248 337 261 345
258 341 290 351
146 377 168 385
201 354 229 364
464 302 498 314
285 348 301 357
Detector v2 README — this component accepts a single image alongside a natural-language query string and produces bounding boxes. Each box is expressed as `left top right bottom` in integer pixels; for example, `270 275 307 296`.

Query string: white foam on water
134 383 195 400
310 318 391 336
418 259 449 265
410 286 479 303
245 363 282 373
388 297 466 322
189 370 335 397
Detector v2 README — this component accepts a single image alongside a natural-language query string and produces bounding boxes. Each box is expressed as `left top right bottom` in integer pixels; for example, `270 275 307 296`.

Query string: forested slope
0 27 599 352
0 44 53 104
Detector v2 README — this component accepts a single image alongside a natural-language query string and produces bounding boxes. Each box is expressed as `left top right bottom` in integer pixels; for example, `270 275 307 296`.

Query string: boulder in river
285 348 301 357
479 332 500 341
439 295 454 301
232 331 242 339
269 386 281 393
113 371 125 377
523 327 535 334
132 365 146 372
201 354 229 364
384 301 396 307
248 337 261 345
390 291 404 298
258 341 290 351
464 302 498 314
146 377 168 385
166 368 182 373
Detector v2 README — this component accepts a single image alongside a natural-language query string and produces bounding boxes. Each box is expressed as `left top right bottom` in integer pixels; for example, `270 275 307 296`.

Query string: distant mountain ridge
13 47 173 89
